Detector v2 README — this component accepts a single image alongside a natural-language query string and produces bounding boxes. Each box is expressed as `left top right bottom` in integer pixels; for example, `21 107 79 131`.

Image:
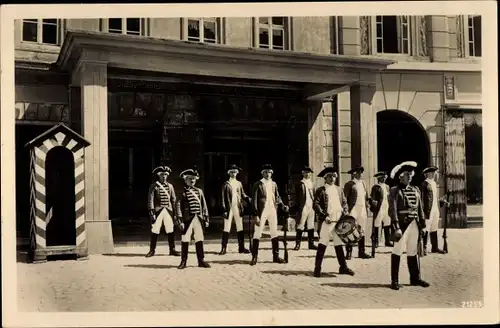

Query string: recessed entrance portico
55 30 393 253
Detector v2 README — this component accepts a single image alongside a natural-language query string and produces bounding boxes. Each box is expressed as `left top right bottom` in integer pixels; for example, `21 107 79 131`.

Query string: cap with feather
390 161 418 179
317 167 338 178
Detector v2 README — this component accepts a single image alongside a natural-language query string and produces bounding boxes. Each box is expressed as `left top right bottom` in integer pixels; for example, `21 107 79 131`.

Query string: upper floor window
102 18 146 36
467 15 481 57
183 17 221 44
256 17 289 50
22 19 60 45
375 16 410 54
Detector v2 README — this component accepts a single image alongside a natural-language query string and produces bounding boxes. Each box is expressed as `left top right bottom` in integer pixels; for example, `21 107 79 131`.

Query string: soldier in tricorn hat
293 165 318 251
370 171 393 247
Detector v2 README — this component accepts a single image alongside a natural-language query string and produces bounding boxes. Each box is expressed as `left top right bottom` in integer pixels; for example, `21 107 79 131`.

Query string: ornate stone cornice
419 16 428 57
359 16 370 55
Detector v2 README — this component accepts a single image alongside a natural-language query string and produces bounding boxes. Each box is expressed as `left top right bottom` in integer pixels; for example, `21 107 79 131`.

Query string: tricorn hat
390 161 418 179
180 167 200 179
301 166 313 173
317 167 338 178
227 164 242 172
347 165 364 174
152 165 172 175
422 166 438 174
373 171 388 178
261 164 274 172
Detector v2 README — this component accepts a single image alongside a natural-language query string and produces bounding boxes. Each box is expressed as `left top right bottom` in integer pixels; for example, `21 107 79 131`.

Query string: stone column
349 83 378 191
78 58 114 254
427 15 450 62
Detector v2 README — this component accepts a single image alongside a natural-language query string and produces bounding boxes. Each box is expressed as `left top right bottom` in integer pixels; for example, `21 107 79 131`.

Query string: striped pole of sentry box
29 131 88 254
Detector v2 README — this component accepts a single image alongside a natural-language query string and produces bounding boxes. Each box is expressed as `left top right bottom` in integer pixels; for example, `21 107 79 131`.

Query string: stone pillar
340 16 361 56
337 91 352 186
349 83 378 191
428 15 450 62
78 59 114 254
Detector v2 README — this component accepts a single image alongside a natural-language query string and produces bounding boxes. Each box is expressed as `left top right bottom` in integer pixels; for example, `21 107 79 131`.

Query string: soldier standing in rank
293 166 318 251
389 161 430 290
370 171 393 247
312 167 355 277
420 166 448 255
145 165 180 258
249 164 289 266
343 165 372 259
219 164 252 255
176 168 211 269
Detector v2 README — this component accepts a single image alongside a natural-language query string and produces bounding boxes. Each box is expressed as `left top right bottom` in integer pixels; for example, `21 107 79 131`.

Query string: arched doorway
45 146 76 246
377 110 431 187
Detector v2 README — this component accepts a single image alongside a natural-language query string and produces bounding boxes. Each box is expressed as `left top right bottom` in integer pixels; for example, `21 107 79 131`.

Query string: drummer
312 167 354 277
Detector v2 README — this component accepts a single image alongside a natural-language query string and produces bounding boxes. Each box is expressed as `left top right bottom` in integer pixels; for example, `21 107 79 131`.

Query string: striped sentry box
25 123 90 262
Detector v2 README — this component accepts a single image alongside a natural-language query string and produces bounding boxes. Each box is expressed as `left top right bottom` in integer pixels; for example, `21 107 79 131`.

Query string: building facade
14 16 482 254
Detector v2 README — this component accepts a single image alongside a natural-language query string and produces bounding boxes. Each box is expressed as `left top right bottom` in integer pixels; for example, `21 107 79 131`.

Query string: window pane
259 28 269 47
24 103 38 120
15 102 25 120
376 24 382 37
376 16 382 23
259 17 269 25
402 24 408 38
37 104 51 120
272 17 284 26
126 18 141 35
402 40 408 54
61 105 70 122
118 92 134 118
473 16 482 57
377 39 383 53
49 104 63 121
22 20 38 42
188 19 200 41
108 18 122 33
469 42 474 56
468 27 474 42
43 19 57 25
42 21 58 45
204 20 217 43
272 28 284 49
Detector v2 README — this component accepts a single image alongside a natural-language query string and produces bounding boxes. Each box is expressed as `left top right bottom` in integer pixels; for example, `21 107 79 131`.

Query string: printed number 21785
462 301 483 308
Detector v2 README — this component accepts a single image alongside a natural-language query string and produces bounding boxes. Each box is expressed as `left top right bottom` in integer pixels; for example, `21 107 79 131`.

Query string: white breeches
181 215 204 243
392 220 419 256
318 220 344 246
423 207 440 233
253 206 278 239
297 205 315 230
151 208 174 234
223 205 243 233
350 205 368 231
374 208 391 228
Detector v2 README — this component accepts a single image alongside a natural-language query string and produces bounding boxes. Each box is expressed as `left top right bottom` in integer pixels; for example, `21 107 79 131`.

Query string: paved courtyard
17 228 483 312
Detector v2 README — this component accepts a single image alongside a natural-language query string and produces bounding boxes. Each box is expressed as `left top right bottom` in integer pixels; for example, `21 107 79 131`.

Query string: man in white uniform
420 166 447 255
249 164 289 266
370 171 393 247
312 167 354 277
344 165 372 259
219 164 251 255
293 166 317 251
389 161 430 290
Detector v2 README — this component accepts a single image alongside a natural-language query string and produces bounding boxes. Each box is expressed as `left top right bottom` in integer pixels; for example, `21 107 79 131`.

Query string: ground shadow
209 259 274 265
103 253 168 258
124 264 178 269
262 270 337 278
296 255 336 259
321 282 411 289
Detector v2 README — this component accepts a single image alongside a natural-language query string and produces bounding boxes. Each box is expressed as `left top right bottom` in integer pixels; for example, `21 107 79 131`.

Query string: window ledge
18 42 61 54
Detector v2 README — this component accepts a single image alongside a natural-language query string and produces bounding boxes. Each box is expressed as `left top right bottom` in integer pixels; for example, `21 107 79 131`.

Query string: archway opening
45 146 76 246
377 110 431 187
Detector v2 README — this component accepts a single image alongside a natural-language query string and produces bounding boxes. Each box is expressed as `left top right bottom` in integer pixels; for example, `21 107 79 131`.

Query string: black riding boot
308 229 318 250
373 227 379 248
219 231 229 255
335 245 354 276
177 242 189 269
313 243 327 277
167 233 180 256
390 254 401 290
423 232 429 256
358 237 372 259
294 229 303 250
196 241 211 268
250 239 260 266
345 245 353 260
430 231 445 254
408 256 430 287
272 237 286 263
237 231 250 254
384 226 394 247
145 233 158 258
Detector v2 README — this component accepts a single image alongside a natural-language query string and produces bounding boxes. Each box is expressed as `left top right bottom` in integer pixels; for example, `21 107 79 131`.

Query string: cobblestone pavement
17 228 483 312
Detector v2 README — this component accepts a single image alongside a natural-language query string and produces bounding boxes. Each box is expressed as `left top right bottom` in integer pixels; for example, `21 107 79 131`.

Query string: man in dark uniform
343 165 372 259
293 166 318 251
420 166 448 255
176 168 211 269
312 167 354 277
219 164 251 255
389 161 430 290
145 165 180 258
249 164 289 266
370 171 393 247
